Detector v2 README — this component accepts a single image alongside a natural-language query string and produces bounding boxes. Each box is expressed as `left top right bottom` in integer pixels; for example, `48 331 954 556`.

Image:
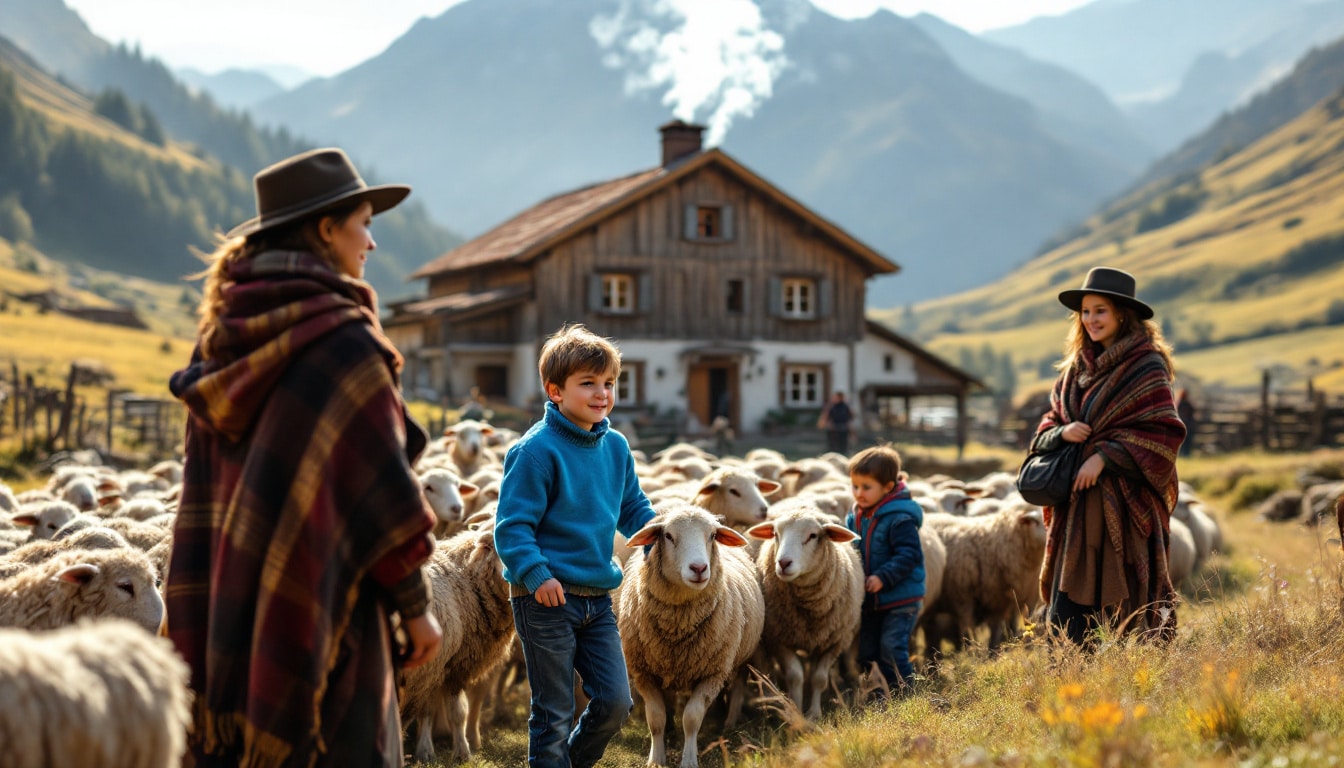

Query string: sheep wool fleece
167 250 436 768
496 401 656 593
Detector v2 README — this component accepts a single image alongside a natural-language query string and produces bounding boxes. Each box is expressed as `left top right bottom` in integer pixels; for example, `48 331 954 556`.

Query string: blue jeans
858 602 920 691
511 594 633 768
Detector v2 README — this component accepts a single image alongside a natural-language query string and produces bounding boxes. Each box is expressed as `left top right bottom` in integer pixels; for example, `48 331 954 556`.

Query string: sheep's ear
460 481 479 498
696 482 720 497
11 513 38 527
627 524 664 548
713 526 748 548
745 522 775 540
480 426 496 435
54 563 100 585
822 524 858 543
757 479 782 496
464 510 494 530
779 467 802 479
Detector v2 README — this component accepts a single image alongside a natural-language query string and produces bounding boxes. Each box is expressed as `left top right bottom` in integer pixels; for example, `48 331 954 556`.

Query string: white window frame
781 278 814 319
783 365 824 407
601 273 635 314
617 365 638 404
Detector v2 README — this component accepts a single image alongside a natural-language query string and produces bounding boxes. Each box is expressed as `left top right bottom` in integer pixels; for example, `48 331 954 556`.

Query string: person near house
1032 266 1186 647
818 390 854 455
844 444 924 697
1176 388 1197 456
495 323 658 768
461 384 488 421
165 147 443 766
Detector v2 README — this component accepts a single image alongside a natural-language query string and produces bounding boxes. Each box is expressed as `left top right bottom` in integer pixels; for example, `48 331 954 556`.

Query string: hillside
0 36 456 301
873 84 1344 399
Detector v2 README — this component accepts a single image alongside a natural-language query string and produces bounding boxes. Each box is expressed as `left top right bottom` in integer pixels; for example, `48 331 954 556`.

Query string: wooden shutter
638 273 653 314
684 204 698 240
721 205 734 240
588 273 604 312
817 278 832 318
767 276 781 317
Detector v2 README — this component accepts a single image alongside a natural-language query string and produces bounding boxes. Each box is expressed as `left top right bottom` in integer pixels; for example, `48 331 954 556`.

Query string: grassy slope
873 90 1344 398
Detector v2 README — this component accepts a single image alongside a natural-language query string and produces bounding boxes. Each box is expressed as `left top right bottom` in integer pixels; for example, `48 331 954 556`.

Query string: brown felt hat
226 147 410 239
1058 266 1154 320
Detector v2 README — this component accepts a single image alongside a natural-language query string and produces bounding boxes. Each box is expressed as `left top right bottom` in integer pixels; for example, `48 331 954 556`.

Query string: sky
61 0 1095 82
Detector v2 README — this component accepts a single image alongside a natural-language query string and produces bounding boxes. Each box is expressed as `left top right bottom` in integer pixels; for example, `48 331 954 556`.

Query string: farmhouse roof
409 148 900 280
864 320 985 390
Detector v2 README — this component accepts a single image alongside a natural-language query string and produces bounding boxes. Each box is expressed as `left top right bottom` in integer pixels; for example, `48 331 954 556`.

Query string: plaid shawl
166 251 435 767
1034 332 1186 638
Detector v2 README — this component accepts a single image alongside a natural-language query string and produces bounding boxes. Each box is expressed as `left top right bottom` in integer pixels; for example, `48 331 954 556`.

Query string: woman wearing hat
166 148 442 766
1030 266 1186 646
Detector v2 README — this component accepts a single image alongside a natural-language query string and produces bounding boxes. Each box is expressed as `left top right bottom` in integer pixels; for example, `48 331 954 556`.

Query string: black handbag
1016 442 1082 508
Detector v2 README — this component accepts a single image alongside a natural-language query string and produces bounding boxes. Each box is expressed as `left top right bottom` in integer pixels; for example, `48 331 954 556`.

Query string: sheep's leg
412 710 438 765
465 675 491 751
779 652 805 716
680 678 725 768
634 678 669 767
444 688 470 762
807 653 839 720
724 668 747 728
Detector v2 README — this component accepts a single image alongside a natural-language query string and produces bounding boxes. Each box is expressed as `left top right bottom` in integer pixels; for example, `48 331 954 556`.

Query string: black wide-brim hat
1058 266 1154 320
226 147 410 239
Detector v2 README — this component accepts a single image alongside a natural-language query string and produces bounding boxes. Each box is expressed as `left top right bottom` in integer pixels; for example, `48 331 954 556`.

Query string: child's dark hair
537 323 622 391
847 444 903 487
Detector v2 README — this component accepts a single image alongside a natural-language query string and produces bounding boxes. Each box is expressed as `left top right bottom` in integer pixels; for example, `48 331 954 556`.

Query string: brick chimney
659 119 705 167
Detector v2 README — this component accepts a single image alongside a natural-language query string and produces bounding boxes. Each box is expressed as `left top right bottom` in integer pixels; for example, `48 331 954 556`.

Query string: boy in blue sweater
495 323 657 768
844 444 925 697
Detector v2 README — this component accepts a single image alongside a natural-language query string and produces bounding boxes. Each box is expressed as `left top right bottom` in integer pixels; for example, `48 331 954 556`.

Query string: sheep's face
1016 509 1047 547
420 469 475 524
15 501 80 540
748 510 856 582
695 471 778 527
55 556 165 634
446 421 494 461
629 508 747 591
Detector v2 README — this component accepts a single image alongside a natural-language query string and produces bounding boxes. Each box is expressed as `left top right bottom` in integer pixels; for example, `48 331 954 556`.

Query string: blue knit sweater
495 402 657 593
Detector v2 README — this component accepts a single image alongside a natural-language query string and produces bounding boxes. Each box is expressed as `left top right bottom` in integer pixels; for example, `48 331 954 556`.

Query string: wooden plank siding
532 166 869 344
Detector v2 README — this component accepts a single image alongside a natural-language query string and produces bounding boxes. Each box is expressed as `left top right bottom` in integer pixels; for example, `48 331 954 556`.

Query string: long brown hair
192 203 362 358
1057 296 1175 375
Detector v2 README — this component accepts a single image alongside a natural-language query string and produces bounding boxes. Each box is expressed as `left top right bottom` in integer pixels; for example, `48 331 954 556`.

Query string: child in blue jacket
844 444 925 696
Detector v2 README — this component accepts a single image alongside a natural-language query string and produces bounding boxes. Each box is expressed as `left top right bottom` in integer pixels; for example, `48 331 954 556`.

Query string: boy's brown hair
537 323 622 391
847 444 903 487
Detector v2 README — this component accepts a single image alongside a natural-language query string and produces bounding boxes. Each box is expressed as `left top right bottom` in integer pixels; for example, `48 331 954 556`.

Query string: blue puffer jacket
844 485 925 611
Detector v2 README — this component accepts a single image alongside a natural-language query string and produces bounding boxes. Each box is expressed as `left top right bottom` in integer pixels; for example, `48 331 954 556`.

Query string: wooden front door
686 359 738 432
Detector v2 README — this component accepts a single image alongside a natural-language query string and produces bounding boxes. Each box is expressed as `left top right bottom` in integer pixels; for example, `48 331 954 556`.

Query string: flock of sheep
0 418 1238 768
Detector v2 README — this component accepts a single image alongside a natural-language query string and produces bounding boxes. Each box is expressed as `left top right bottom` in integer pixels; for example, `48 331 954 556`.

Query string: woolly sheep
11 500 82 541
0 547 164 633
746 499 862 720
691 466 780 530
401 526 513 764
1173 495 1221 571
0 526 134 579
922 508 1047 652
60 477 99 512
0 482 17 513
918 525 947 621
0 618 191 768
617 503 765 768
1167 517 1196 587
776 458 845 499
433 419 499 476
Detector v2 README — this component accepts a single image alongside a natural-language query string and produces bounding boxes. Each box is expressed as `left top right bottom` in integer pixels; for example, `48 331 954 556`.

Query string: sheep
745 498 863 720
430 419 500 477
60 476 99 512
0 482 19 513
690 466 780 530
11 500 83 541
1173 494 1222 572
401 526 514 764
0 618 191 768
776 458 845 499
616 503 765 768
1257 489 1304 522
919 525 947 621
0 526 134 579
922 508 1047 652
1167 516 1197 587
0 547 164 633
419 467 478 538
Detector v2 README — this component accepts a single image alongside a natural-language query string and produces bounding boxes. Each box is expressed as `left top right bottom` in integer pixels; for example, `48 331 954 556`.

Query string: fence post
1260 369 1271 450
106 389 116 456
55 363 78 450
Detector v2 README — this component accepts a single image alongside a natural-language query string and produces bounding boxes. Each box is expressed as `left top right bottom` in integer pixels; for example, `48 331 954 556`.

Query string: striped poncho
166 251 436 767
1032 331 1186 640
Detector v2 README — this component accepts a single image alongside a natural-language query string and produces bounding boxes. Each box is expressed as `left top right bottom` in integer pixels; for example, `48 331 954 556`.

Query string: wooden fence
0 362 184 463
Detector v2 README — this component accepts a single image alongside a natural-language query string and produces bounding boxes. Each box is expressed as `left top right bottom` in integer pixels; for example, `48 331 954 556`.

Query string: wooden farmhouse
385 120 980 446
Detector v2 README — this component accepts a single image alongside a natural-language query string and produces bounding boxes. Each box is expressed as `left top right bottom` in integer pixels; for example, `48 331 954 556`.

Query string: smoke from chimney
590 0 789 146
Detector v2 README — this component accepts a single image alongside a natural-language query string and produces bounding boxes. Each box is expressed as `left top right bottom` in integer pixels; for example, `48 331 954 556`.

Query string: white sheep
745 498 863 720
922 508 1047 652
0 526 134 579
617 503 765 768
432 419 500 477
0 482 19 513
401 526 514 764
0 618 191 768
419 466 478 538
1173 493 1222 571
1167 516 1196 587
690 466 780 530
0 547 164 633
11 500 82 541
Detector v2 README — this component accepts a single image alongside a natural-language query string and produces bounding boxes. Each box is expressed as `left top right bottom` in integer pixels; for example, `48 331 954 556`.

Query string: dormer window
683 203 734 242
601 273 635 314
781 278 814 318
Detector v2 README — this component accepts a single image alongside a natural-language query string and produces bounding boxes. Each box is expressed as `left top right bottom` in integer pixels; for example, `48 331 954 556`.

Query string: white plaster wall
854 336 918 386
